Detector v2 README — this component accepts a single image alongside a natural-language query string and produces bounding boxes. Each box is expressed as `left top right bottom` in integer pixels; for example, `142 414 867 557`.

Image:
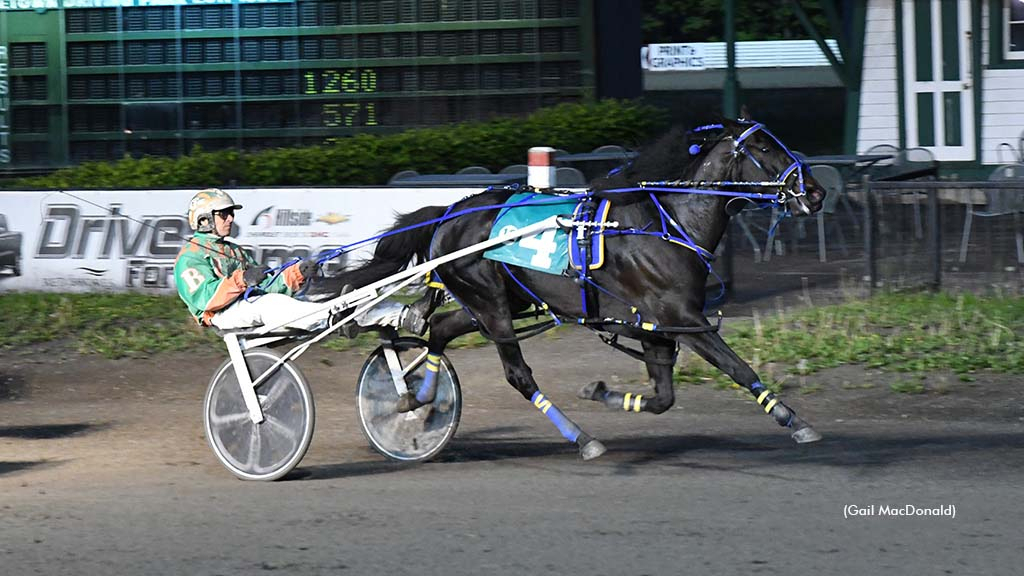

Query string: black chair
809 164 849 262
499 164 528 175
958 164 1024 264
456 166 491 175
388 169 419 185
866 145 936 239
555 166 587 187
865 145 938 182
996 142 1021 164
863 144 899 169
592 144 627 154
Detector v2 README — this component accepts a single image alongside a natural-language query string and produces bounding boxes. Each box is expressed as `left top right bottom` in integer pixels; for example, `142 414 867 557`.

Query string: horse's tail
307 205 447 299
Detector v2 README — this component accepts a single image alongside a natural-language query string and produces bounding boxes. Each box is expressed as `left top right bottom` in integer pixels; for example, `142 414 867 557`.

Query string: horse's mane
590 125 729 203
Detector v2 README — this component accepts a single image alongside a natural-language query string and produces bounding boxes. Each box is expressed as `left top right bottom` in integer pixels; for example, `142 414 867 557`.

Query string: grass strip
676 291 1024 389
2 292 1021 378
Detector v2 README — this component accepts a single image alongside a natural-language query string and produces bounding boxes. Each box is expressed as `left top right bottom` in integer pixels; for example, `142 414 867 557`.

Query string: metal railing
720 179 1024 309
863 179 1023 294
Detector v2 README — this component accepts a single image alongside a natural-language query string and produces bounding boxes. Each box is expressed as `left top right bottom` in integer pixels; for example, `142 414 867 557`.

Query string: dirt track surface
2 328 1023 575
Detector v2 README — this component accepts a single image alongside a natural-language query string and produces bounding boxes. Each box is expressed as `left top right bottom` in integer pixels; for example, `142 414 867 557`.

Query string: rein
311 121 808 350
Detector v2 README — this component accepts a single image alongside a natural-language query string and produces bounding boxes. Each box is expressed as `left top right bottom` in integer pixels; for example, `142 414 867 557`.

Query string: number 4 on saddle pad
483 192 610 275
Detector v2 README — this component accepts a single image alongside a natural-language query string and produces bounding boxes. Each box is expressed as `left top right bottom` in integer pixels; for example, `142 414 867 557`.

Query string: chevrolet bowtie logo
317 213 349 225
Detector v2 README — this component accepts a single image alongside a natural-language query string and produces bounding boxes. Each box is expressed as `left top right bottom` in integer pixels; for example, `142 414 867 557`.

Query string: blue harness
291 121 807 339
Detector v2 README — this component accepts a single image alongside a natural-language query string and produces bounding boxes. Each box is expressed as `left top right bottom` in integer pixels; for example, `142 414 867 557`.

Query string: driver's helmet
187 188 242 233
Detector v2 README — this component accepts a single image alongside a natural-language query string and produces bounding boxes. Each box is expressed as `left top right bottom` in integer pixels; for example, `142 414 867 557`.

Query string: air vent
358 1 380 24
262 5 281 28
126 42 145 65
145 41 165 65
500 0 521 19
122 9 144 31
68 45 88 68
399 0 418 23
89 43 108 66
420 33 439 57
183 7 203 29
299 2 319 26
184 41 203 64
480 0 499 20
322 37 340 59
379 0 399 24
500 30 520 53
282 39 299 61
263 39 281 61
241 6 261 28
440 33 459 57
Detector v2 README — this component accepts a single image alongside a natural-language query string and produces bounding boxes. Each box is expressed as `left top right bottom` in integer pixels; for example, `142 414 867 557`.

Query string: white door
901 0 975 161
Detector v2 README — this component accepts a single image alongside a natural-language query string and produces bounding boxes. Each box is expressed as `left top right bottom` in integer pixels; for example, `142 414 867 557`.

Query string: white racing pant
211 293 332 332
211 293 407 332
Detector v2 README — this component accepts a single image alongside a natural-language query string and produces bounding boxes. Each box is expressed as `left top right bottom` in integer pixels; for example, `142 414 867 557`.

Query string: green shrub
11 100 668 190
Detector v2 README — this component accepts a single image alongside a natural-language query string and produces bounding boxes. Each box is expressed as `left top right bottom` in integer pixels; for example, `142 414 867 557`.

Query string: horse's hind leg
678 330 821 443
491 337 607 460
579 337 678 414
462 304 605 459
396 308 477 413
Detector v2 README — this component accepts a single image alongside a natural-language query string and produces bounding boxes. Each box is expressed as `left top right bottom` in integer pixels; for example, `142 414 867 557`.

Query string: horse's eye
760 147 770 153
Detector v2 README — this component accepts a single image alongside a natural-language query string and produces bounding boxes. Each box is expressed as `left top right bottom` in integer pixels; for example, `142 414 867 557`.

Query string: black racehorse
313 119 826 460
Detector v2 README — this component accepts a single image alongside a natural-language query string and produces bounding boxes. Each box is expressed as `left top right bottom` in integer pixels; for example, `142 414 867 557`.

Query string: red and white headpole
528 146 557 189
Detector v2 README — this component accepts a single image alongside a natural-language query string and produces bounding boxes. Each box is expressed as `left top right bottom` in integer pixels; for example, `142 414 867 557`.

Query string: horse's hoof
396 393 423 414
792 426 822 443
578 381 607 401
580 439 607 461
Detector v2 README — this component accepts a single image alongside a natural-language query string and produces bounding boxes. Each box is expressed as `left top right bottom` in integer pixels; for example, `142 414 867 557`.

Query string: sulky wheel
204 348 314 481
356 337 461 462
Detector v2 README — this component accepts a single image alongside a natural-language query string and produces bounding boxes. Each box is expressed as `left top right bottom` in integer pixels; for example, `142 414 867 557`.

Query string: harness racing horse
316 119 826 460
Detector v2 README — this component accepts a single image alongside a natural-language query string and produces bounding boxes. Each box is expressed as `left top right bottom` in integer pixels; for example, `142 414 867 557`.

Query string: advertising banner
0 187 474 294
640 44 707 71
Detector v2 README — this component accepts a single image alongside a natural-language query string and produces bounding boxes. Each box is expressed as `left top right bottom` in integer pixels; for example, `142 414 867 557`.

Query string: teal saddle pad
483 193 578 274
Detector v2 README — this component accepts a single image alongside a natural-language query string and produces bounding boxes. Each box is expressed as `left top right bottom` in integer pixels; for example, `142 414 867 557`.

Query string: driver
174 188 425 334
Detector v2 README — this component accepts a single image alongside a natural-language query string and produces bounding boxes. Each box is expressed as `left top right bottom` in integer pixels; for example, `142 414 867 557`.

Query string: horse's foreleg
678 330 822 444
396 308 477 413
579 337 678 414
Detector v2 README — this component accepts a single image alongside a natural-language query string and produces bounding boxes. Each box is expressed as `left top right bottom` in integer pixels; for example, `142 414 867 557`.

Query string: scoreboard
0 0 595 168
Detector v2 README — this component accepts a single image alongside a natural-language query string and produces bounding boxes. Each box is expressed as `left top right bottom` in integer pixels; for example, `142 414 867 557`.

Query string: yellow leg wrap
632 395 643 412
757 390 772 405
426 353 441 373
623 393 632 411
764 398 779 413
533 393 552 414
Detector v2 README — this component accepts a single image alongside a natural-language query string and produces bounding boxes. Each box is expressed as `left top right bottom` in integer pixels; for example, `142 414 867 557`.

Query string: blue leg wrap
531 391 581 443
415 353 442 403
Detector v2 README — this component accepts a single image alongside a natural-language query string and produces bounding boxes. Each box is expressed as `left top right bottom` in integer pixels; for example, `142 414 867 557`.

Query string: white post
528 146 557 189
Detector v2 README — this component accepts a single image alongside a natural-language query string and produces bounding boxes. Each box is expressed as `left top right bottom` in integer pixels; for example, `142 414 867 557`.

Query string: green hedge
11 100 668 190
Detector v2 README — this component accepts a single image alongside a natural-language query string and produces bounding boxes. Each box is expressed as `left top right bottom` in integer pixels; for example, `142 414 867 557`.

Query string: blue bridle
660 121 809 204
732 122 808 200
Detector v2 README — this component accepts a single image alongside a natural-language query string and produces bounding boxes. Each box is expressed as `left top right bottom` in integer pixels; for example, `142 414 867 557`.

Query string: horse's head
699 119 826 216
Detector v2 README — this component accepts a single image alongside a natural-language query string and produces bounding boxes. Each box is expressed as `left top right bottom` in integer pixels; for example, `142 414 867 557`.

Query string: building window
1007 0 1024 59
